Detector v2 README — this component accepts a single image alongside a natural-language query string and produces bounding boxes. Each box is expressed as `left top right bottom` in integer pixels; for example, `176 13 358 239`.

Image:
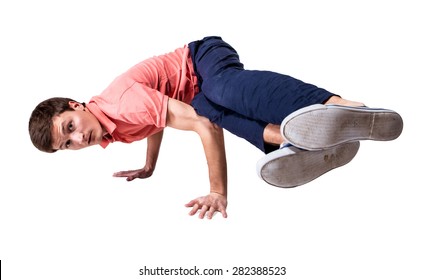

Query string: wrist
144 162 155 172
210 189 227 197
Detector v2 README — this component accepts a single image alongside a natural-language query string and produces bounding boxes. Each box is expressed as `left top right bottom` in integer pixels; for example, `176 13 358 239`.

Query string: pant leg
191 92 277 153
188 36 244 87
189 37 276 152
189 36 336 125
202 68 335 124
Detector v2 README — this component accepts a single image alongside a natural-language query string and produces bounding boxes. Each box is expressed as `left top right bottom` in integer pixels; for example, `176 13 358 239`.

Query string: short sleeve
94 78 169 129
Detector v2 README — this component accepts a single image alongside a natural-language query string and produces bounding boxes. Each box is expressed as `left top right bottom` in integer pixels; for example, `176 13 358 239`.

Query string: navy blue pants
189 36 335 153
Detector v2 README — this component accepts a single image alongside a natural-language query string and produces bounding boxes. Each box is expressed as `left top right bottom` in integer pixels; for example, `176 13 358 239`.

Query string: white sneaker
281 104 403 151
256 142 360 188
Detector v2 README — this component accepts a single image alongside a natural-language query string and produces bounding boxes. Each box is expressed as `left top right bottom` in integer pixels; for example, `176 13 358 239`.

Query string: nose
70 131 85 145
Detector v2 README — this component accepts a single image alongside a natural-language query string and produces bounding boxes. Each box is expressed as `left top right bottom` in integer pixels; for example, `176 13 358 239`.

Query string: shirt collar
86 101 116 148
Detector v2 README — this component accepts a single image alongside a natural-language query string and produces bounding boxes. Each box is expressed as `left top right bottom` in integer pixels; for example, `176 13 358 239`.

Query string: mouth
88 131 92 145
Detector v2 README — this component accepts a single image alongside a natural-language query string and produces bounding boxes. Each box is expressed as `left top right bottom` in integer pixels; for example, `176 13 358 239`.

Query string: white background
1 0 422 279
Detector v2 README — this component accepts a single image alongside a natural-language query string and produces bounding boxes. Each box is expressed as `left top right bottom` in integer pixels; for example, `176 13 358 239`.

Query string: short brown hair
28 97 78 153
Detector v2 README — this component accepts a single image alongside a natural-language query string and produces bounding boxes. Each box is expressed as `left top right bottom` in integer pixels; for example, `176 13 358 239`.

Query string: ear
68 101 85 111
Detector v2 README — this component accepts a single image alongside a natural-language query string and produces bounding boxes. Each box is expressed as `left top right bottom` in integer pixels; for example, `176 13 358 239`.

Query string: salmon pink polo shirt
86 46 199 148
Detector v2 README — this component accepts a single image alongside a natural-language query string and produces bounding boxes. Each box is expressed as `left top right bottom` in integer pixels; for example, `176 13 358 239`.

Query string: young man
29 36 403 219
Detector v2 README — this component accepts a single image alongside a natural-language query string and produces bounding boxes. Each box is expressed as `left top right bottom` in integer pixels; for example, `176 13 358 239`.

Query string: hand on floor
185 192 228 219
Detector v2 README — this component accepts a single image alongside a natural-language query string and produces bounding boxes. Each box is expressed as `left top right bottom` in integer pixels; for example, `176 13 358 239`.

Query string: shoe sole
257 142 360 188
281 104 403 150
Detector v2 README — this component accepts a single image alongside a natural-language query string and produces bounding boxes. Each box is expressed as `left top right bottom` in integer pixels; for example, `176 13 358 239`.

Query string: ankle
263 123 284 145
325 96 365 107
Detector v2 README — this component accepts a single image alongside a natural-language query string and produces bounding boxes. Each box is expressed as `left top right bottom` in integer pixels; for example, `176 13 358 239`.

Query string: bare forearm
166 98 228 195
113 130 163 181
145 130 164 170
198 124 227 196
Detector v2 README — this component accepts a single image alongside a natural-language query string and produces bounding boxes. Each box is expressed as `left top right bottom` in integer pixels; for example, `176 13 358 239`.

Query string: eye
67 122 74 132
65 140 71 149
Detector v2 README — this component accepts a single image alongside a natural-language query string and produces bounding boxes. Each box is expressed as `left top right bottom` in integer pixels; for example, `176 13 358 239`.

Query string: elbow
198 116 219 130
195 116 222 137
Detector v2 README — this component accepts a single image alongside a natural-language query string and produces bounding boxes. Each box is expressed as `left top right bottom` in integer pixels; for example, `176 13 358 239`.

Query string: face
51 102 105 151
